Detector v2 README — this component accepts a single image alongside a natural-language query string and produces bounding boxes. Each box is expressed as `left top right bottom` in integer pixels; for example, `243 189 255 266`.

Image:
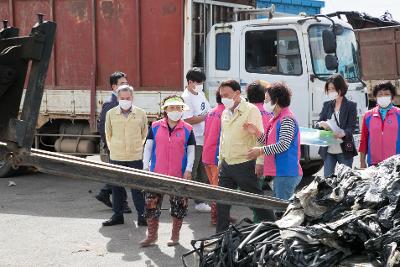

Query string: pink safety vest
264 108 303 177
254 103 274 134
202 104 225 165
150 118 192 178
364 106 400 165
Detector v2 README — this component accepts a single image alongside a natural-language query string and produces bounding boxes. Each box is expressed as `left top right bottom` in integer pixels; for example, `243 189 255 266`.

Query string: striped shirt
258 117 296 155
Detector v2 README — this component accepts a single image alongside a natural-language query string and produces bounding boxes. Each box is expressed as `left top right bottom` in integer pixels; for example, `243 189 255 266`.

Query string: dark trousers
98 148 118 197
110 160 145 217
323 152 353 178
100 183 113 195
216 160 275 233
192 145 209 204
99 150 113 196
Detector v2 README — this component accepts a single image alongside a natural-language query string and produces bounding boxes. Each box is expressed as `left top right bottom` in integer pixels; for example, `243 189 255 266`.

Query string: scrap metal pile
184 155 400 267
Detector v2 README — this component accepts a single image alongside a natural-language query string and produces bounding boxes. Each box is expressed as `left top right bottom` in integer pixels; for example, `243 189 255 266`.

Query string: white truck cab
206 14 368 175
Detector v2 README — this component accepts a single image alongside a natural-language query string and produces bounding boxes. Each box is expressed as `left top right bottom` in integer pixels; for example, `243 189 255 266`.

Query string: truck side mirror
325 55 338 71
322 30 336 54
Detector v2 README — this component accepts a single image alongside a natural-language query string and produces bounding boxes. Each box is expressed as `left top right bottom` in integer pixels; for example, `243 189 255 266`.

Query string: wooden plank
16 148 288 211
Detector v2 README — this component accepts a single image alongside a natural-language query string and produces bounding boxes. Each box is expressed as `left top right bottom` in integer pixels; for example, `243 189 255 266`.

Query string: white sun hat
161 96 190 111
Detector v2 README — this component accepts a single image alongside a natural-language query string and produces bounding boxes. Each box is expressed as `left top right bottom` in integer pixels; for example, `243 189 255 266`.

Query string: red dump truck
0 0 255 177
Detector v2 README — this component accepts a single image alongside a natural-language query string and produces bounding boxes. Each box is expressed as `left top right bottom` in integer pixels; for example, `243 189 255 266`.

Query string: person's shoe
167 217 183 246
195 203 211 213
137 215 147 226
140 219 159 247
95 193 112 208
122 202 132 214
102 215 124 226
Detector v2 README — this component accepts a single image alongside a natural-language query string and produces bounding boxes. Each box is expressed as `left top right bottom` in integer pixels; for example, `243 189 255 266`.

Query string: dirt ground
0 172 253 267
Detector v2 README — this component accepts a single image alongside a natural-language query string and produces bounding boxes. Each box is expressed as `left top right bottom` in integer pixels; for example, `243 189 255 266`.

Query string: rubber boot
167 217 183 246
211 202 217 226
139 218 159 247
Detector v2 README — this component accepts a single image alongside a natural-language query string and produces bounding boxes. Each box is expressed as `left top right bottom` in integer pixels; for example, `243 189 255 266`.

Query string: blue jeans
273 176 302 200
323 153 353 177
110 160 145 217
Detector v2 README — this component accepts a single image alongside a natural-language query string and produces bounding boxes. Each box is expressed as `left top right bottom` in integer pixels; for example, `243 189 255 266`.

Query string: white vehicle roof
212 14 353 30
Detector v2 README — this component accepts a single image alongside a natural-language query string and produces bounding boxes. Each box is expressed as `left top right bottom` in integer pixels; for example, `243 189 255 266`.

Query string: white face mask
263 101 275 113
167 111 183 121
328 91 338 101
119 99 132 110
221 97 235 109
377 96 392 108
194 84 203 93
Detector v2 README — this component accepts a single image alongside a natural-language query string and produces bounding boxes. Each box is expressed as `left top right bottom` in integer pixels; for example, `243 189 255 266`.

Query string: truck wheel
0 159 17 178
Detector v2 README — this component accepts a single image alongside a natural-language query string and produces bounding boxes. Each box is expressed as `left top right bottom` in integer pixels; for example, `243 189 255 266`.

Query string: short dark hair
110 71 126 87
372 81 397 98
324 74 348 96
220 79 241 92
247 81 267 104
216 88 222 104
186 68 206 83
268 82 292 108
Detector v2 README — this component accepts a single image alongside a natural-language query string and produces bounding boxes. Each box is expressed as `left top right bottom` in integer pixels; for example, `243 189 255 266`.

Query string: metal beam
10 147 288 211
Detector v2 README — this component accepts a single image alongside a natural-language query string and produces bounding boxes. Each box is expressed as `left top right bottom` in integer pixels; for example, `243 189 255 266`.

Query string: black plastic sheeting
184 155 400 267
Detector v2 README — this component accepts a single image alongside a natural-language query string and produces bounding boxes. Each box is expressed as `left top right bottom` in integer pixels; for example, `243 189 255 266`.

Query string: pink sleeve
358 114 368 153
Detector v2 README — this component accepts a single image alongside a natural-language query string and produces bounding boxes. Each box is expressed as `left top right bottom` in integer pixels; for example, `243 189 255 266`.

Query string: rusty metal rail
1 145 288 210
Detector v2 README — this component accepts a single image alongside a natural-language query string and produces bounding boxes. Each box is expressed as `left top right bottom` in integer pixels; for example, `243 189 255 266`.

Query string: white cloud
322 0 400 22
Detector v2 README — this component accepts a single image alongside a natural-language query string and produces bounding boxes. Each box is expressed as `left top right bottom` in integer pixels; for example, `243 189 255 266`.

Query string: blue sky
322 0 400 21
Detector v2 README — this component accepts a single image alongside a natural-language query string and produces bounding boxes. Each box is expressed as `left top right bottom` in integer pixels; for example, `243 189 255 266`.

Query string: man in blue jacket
95 71 131 213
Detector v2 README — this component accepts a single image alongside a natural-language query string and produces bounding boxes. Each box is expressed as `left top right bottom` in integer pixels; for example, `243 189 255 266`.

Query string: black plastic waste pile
183 155 400 267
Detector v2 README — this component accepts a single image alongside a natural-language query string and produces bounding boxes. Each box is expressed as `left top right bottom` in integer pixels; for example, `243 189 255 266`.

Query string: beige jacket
105 105 148 161
219 100 264 165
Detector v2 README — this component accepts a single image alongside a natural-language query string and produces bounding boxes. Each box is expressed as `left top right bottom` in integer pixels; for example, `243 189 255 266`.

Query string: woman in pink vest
246 80 274 177
202 88 224 225
359 82 400 167
140 95 195 247
244 82 302 200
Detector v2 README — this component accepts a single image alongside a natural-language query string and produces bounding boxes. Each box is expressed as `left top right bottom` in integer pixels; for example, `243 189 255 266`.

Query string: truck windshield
308 25 360 82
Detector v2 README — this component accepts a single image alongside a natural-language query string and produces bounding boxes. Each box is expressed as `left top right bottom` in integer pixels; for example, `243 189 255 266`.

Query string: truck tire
0 159 17 178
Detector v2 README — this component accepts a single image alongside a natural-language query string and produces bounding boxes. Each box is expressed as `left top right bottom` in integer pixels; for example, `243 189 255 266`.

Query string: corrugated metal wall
0 0 256 93
0 0 184 91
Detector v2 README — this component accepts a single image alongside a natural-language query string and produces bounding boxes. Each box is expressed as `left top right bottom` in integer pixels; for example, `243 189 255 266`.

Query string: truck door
239 25 310 127
307 24 368 132
206 25 238 106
